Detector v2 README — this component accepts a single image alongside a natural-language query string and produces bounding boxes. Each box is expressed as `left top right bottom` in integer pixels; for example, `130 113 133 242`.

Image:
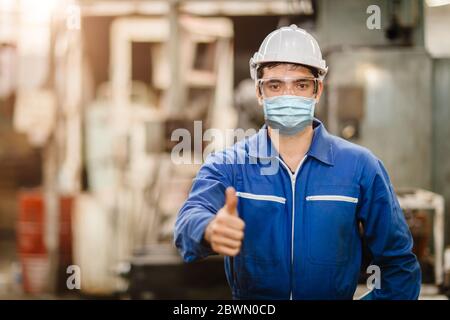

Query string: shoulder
328 134 383 176
204 136 249 165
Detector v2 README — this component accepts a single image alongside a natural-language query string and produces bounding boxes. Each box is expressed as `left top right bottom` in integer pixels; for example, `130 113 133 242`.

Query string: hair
256 62 320 94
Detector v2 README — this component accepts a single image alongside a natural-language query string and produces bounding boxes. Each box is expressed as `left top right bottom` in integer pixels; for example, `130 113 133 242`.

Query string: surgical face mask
262 95 316 136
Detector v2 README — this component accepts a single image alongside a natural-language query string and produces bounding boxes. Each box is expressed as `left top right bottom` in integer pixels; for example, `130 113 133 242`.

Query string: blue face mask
263 95 316 136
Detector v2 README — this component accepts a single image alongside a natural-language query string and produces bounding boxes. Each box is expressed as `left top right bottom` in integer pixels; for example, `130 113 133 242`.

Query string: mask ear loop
313 79 319 99
256 80 265 105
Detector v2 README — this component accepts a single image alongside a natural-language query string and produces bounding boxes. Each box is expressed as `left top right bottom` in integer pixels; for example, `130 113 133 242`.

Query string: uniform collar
307 118 334 166
248 118 334 166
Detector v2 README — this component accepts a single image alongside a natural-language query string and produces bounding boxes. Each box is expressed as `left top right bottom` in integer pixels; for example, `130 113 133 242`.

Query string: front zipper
276 155 308 300
230 256 237 295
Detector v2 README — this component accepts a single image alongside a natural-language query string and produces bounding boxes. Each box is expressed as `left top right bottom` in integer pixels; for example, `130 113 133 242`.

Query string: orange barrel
57 195 74 293
17 190 49 294
59 196 73 265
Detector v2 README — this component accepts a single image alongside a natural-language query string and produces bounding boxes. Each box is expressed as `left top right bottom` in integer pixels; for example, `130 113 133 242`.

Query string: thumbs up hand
204 187 245 256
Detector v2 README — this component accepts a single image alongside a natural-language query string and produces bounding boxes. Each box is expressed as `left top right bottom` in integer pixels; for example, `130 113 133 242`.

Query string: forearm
364 252 421 300
174 206 216 262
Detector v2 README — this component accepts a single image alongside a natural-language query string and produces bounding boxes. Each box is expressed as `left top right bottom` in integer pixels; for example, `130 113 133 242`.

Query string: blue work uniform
174 118 421 300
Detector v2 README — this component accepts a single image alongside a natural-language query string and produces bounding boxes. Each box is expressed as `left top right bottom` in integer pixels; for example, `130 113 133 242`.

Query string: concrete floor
353 284 448 300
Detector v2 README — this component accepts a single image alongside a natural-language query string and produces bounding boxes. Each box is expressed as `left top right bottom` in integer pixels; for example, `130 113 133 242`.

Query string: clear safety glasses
258 77 319 98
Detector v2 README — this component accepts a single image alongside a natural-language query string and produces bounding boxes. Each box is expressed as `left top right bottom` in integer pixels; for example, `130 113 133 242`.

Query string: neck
268 125 314 170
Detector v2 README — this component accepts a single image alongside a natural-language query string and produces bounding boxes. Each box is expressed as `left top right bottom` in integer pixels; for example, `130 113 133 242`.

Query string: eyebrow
262 77 316 81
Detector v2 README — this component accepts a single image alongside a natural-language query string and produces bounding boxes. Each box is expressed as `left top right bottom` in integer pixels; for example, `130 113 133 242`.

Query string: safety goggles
257 77 319 98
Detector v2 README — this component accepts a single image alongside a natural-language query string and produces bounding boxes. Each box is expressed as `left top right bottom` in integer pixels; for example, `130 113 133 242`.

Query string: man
174 25 421 300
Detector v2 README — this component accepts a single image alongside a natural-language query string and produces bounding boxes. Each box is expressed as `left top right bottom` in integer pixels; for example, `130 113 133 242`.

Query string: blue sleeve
357 154 421 300
173 151 234 263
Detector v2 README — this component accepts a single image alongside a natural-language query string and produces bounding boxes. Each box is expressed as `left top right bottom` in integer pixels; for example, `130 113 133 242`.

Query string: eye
270 84 279 90
295 81 310 90
267 81 281 91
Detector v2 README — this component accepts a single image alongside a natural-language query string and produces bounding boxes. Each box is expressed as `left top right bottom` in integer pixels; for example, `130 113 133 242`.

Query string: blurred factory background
0 0 450 300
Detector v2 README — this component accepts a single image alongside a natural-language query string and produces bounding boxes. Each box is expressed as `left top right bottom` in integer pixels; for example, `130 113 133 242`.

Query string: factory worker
174 25 421 300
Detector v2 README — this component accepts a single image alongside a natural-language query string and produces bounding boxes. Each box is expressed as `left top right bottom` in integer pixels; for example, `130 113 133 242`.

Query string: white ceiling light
426 0 450 7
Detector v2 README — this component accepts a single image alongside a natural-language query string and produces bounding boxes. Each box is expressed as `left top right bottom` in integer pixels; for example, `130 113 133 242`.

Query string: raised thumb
225 187 238 215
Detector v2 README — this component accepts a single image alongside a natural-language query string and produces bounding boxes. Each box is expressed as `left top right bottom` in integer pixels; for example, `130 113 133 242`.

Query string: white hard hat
249 24 328 80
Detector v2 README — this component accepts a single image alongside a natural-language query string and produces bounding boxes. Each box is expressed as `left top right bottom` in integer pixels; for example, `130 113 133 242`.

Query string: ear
315 81 324 102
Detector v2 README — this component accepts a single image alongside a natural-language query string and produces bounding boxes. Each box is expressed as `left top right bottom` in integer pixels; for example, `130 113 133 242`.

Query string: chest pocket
235 191 286 264
305 184 360 266
234 191 287 294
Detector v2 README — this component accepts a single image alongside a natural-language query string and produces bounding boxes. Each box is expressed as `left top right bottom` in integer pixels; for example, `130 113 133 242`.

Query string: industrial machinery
396 189 445 286
359 188 446 288
75 13 236 296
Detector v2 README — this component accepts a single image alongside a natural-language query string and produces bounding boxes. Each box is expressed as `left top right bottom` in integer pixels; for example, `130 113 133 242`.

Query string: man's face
256 63 323 105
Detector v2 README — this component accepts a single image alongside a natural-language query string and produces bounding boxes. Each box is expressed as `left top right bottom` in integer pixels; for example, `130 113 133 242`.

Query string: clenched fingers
211 224 244 241
211 235 242 249
212 244 240 257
